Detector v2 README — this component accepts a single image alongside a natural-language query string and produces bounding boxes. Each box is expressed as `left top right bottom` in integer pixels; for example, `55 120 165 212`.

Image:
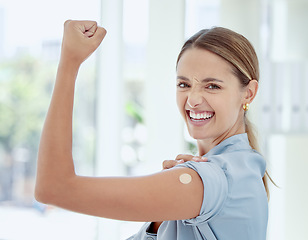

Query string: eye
207 84 221 90
177 82 190 88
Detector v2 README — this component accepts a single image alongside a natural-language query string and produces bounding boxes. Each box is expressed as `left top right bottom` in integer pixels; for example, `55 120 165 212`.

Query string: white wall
268 135 308 240
96 1 124 239
144 0 185 173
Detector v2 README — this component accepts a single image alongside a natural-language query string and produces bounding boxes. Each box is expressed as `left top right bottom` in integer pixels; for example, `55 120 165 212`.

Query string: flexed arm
35 20 106 201
35 21 203 222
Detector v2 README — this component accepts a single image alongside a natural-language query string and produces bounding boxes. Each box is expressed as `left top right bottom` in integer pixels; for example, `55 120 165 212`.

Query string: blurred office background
0 0 307 239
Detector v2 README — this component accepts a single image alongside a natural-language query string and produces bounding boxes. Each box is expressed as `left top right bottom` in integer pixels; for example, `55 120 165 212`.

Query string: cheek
213 95 241 120
176 92 186 114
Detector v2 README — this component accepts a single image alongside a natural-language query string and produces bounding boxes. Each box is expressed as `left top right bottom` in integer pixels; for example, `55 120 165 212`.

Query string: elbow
35 157 76 205
34 182 54 205
34 177 63 205
34 175 75 206
34 189 46 204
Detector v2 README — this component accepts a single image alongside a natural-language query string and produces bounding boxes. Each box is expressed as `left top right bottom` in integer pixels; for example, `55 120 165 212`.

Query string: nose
187 89 204 108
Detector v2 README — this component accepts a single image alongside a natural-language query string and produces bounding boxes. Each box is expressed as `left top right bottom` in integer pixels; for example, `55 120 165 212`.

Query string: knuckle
64 19 72 27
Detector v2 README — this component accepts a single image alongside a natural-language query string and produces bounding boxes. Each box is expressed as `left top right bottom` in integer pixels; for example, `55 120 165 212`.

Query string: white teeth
189 111 214 120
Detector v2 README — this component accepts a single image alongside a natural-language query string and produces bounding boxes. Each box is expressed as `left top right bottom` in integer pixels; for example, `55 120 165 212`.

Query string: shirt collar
204 133 252 157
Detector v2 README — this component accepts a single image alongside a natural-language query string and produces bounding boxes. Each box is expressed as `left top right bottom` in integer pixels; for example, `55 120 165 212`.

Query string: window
0 0 100 239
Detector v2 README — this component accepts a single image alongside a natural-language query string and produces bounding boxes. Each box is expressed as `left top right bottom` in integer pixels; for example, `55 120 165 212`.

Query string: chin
187 129 208 140
187 125 222 141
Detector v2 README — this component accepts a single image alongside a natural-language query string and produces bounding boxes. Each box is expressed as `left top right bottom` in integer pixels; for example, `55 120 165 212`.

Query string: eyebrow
176 75 224 83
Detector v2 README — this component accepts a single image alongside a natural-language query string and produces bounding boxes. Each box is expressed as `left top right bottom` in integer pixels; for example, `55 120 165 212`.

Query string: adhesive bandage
179 173 192 184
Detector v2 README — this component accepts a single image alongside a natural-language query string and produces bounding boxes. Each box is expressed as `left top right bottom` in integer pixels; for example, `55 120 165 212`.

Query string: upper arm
47 167 204 222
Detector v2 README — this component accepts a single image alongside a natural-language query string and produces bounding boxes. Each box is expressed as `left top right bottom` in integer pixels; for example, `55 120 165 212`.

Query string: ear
243 80 258 104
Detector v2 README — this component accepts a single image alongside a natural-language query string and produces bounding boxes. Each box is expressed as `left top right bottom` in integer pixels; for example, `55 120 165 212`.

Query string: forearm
35 20 106 204
35 59 80 201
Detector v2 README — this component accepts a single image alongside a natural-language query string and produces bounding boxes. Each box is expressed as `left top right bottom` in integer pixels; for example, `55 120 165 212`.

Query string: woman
35 20 268 239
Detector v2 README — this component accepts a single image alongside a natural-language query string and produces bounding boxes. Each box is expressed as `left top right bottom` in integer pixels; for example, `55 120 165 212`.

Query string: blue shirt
127 133 268 240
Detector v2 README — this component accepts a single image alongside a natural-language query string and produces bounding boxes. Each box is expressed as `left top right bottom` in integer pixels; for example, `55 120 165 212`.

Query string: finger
64 19 72 28
192 156 208 162
69 20 96 38
162 160 176 169
175 154 194 161
162 160 183 170
78 22 95 37
84 22 98 37
84 29 96 37
92 26 107 42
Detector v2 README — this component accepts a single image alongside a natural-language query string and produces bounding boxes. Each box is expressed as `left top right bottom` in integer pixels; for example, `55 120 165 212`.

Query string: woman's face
176 47 247 142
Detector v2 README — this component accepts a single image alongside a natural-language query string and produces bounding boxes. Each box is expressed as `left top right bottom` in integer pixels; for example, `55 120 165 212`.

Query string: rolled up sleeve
175 160 228 225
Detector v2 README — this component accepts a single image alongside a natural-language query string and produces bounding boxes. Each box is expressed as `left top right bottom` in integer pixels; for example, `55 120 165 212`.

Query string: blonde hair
177 27 272 199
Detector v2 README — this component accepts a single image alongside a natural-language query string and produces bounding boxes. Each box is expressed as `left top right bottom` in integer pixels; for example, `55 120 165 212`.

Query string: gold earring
243 103 249 111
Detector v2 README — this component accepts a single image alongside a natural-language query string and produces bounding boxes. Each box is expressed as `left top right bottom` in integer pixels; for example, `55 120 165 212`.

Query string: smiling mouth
187 110 215 121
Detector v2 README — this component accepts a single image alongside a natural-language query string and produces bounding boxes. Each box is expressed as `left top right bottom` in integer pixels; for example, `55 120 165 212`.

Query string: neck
197 123 245 156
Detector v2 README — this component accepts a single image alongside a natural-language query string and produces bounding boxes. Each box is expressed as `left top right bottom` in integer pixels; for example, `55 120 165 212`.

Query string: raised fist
61 20 107 65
